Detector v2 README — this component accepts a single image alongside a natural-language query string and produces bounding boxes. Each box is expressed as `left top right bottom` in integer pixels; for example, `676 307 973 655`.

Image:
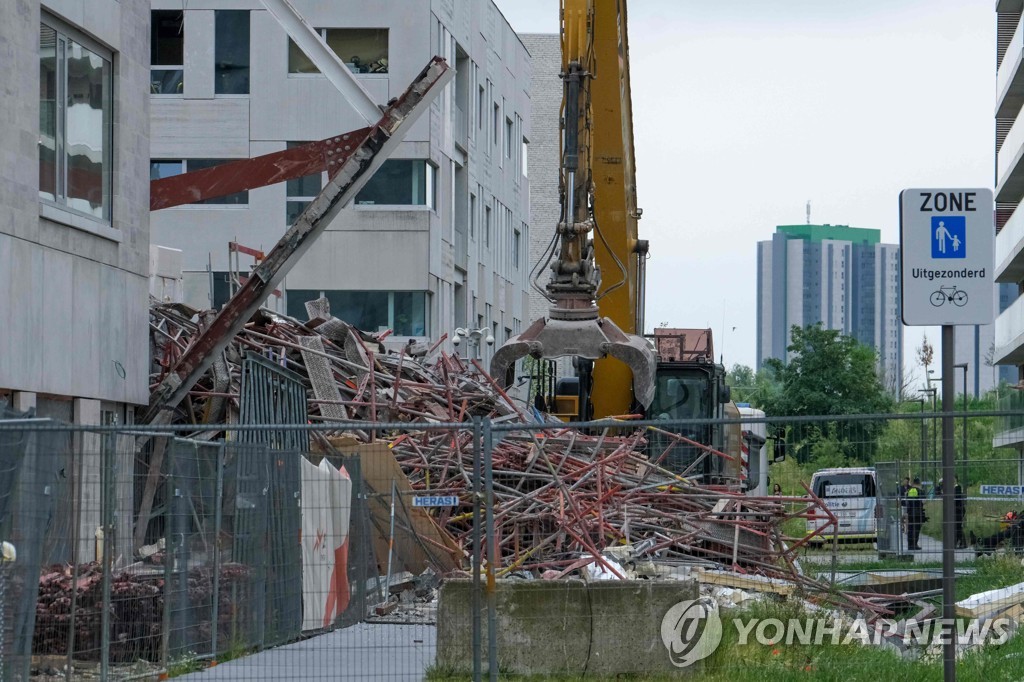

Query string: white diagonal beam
260 0 382 126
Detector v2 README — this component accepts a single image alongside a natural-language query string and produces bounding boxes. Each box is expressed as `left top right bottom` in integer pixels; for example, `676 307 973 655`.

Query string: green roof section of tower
776 224 881 245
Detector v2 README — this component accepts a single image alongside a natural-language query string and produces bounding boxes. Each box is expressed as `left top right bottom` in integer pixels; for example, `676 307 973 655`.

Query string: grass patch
166 651 203 678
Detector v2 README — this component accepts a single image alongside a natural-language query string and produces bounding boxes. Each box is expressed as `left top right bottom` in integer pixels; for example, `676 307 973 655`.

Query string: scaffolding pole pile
147 298 893 615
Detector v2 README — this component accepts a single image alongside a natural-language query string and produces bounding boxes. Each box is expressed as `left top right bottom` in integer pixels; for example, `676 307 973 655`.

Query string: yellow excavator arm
490 0 654 419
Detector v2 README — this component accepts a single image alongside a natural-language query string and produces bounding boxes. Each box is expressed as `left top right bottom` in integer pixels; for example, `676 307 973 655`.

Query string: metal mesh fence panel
5 411 1024 679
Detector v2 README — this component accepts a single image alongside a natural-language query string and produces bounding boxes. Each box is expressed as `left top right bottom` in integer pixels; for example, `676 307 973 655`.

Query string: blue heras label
412 495 459 507
931 216 966 259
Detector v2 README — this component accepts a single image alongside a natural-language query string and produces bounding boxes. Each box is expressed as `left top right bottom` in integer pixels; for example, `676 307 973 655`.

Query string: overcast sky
495 0 995 376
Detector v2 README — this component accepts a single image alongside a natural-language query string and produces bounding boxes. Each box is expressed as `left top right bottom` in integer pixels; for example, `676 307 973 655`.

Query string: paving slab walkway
180 622 436 682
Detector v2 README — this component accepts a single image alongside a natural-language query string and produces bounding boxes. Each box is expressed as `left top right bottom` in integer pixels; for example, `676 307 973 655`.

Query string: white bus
806 467 878 542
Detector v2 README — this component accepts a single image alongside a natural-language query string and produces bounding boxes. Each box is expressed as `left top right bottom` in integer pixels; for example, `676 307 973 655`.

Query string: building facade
994 3 1024 384
756 224 903 392
149 0 531 365
0 0 151 423
521 33 561 329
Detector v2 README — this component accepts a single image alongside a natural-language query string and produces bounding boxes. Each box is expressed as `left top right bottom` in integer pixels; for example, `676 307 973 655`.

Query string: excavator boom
490 0 655 419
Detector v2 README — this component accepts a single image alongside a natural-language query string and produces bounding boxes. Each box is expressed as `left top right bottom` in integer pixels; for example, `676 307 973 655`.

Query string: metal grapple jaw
490 315 657 409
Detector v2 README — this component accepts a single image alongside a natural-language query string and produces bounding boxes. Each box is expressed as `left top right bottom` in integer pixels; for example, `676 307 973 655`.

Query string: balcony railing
995 390 1024 444
994 294 1024 364
996 202 1024 279
998 101 1024 184
999 14 1024 99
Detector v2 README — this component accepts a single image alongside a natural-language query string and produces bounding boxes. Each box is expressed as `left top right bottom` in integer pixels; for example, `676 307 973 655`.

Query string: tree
727 363 782 409
762 324 895 464
762 323 895 418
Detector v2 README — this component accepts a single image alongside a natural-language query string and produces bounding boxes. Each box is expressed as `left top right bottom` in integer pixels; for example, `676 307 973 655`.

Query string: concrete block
436 578 700 676
12 391 36 412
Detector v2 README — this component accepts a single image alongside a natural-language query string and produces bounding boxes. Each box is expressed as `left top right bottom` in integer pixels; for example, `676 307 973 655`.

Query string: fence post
100 432 114 681
65 447 81 679
211 442 225 662
471 417 482 682
0 541 15 682
483 418 497 682
161 439 173 672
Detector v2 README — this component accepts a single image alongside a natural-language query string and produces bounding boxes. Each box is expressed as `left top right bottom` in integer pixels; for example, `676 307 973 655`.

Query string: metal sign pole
941 325 956 682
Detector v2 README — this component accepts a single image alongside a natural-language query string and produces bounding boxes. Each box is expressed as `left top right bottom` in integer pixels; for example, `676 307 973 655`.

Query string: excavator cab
647 329 739 485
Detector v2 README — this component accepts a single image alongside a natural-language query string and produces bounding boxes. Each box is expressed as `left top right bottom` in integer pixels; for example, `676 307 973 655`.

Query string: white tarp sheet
301 458 352 631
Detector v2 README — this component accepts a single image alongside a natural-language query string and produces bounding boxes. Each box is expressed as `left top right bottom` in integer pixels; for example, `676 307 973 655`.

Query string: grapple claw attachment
490 316 656 409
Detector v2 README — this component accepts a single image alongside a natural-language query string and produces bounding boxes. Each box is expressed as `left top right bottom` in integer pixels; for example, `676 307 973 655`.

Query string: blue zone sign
899 188 994 326
412 495 459 507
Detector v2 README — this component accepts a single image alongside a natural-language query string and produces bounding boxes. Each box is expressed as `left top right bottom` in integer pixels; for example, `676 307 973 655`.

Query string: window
522 137 529 177
513 228 521 269
485 205 492 247
287 290 426 335
355 160 434 207
289 28 388 74
151 10 184 94
493 103 500 146
504 117 513 158
210 271 233 309
215 10 249 95
286 142 322 223
149 159 249 205
40 22 112 222
477 84 485 130
469 193 476 238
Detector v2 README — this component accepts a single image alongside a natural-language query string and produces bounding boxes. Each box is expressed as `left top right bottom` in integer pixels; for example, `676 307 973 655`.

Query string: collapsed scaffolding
147 296 895 619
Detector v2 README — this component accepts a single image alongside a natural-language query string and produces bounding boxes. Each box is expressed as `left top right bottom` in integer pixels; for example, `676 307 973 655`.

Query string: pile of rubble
149 299 834 587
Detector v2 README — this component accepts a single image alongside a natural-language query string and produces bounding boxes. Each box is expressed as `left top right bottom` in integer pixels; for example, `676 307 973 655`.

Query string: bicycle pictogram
930 285 968 307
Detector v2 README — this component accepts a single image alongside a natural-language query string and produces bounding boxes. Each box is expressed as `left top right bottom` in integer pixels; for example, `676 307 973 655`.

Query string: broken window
151 10 184 94
149 159 249 205
288 28 389 74
40 21 113 222
215 10 250 95
355 160 434 208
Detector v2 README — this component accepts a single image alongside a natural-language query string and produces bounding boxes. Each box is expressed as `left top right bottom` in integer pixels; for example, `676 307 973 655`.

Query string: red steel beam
149 132 371 211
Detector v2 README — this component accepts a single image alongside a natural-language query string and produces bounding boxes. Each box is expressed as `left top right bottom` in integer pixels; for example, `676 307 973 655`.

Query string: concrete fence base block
436 578 700 676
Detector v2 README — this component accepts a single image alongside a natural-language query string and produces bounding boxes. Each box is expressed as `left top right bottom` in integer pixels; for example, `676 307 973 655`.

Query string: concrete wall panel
151 98 251 158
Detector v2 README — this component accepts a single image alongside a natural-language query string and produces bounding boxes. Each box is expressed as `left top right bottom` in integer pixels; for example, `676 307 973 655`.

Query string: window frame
285 141 323 224
39 16 115 228
354 159 436 209
150 10 185 96
214 10 250 96
285 289 428 336
288 27 390 76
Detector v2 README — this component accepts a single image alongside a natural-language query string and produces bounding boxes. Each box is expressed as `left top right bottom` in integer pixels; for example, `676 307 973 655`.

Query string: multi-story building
756 224 903 392
955 287 1017 398
521 33 561 329
0 0 151 424
994 4 1024 384
149 0 531 365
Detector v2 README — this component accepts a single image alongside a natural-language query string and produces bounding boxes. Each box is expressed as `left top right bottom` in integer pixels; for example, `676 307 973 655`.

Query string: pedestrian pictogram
931 216 966 259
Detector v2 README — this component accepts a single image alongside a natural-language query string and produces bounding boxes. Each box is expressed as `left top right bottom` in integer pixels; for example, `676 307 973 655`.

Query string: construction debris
146 299 874 616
